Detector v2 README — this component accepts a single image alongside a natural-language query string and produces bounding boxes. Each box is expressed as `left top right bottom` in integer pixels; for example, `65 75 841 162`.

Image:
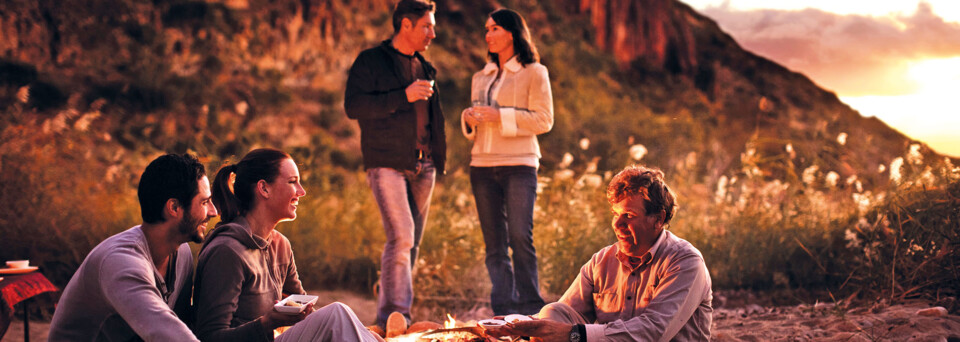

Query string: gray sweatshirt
193 217 304 342
48 226 198 342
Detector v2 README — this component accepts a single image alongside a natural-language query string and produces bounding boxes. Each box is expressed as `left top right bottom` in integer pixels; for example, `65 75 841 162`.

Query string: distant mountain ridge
568 0 939 185
0 0 941 189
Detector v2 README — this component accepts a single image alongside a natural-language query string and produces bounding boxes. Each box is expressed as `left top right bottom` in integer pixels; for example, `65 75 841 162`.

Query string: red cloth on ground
0 272 59 338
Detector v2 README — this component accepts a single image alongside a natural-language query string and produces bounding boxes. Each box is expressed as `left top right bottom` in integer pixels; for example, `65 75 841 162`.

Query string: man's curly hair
606 165 678 225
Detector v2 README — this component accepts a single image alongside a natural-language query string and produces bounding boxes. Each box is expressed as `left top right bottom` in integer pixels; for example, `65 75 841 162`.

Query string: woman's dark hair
392 0 435 33
212 148 291 223
138 153 206 224
487 8 539 66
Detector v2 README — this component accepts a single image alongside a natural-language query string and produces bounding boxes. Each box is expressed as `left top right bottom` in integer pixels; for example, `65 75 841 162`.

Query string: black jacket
344 40 446 174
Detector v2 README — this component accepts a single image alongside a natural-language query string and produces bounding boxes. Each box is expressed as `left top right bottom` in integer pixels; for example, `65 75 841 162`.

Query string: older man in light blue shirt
501 165 712 342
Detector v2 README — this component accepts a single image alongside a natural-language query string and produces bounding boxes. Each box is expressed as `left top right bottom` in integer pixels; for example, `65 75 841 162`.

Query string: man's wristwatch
569 324 586 342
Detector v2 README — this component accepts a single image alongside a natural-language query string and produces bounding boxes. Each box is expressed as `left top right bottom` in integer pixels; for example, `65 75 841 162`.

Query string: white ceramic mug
6 260 29 268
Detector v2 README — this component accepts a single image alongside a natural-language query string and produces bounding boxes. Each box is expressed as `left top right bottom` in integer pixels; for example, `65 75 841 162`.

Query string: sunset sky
679 0 960 157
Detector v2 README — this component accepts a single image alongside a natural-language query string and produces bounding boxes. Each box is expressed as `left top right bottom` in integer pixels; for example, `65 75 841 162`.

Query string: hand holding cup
463 101 480 127
406 79 435 103
470 105 499 124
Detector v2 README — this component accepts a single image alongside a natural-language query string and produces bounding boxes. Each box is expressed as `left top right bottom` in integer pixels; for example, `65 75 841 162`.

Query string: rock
833 332 858 340
935 297 957 313
576 0 698 72
745 304 764 315
407 321 442 334
914 337 949 342
710 332 738 342
885 317 910 325
917 307 949 317
836 320 860 332
872 300 890 313
366 325 385 338
716 294 727 308
815 302 836 311
802 318 822 328
848 306 869 315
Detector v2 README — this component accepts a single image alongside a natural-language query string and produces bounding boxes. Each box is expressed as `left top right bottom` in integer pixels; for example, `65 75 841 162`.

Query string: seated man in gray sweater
49 153 219 341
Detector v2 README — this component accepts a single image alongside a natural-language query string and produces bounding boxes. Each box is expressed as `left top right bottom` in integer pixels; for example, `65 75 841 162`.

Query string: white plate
0 266 38 275
478 319 507 329
274 294 318 314
503 314 533 323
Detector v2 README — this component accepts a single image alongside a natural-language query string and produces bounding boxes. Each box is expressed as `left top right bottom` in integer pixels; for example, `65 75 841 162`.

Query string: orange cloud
700 3 960 96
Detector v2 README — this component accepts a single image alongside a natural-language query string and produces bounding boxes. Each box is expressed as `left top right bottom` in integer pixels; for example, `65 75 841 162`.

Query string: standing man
343 0 445 329
49 153 219 341
498 165 713 342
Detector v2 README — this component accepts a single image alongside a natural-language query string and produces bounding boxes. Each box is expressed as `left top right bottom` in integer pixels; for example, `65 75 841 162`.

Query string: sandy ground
712 300 960 341
4 291 959 341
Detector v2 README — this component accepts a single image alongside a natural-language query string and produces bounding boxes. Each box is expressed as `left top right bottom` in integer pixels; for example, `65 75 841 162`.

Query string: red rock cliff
574 0 698 73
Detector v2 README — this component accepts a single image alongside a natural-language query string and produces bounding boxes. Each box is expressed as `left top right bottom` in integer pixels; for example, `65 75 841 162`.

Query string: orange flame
444 314 456 329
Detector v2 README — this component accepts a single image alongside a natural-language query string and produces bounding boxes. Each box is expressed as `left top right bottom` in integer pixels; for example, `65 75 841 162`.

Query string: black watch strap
569 324 586 342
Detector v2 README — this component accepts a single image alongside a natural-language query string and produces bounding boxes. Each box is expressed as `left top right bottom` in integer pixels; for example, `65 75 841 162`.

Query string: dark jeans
470 165 546 315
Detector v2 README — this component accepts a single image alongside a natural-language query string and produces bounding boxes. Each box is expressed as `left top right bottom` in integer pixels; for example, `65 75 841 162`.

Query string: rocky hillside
0 0 942 187
568 0 941 186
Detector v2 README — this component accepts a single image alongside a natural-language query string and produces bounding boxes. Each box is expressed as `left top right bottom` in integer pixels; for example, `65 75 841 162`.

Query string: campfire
385 314 488 342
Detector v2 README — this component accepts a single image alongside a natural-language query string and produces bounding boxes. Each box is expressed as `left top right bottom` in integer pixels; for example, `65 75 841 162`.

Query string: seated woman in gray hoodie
193 148 383 342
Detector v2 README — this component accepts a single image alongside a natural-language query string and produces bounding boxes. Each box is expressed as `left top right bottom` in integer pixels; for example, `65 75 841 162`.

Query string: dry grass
2 100 958 322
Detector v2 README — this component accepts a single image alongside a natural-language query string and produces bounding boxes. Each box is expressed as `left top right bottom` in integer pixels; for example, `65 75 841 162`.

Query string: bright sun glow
842 57 960 157
679 0 960 157
907 57 960 84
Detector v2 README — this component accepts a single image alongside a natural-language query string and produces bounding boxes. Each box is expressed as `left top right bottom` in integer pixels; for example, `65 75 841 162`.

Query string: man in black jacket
343 0 445 329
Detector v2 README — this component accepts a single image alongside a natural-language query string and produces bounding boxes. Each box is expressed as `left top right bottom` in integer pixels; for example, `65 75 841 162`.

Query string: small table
0 271 59 341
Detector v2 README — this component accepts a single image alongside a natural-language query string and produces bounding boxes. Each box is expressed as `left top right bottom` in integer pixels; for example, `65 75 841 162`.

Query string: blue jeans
470 166 546 315
367 160 436 327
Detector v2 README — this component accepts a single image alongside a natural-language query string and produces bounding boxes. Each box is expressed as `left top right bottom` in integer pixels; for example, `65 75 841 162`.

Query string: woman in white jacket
461 8 553 316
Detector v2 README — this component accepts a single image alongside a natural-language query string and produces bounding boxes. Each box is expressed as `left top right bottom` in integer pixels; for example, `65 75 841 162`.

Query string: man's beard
177 208 205 244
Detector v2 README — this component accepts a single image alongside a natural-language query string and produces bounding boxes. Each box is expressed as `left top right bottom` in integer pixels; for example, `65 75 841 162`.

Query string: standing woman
461 8 553 316
194 148 381 342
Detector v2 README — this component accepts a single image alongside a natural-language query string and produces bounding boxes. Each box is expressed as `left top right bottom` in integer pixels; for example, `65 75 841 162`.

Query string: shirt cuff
499 107 518 137
585 323 605 342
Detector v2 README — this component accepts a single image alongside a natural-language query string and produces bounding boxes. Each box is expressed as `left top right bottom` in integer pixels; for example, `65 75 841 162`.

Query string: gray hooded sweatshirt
193 217 305 341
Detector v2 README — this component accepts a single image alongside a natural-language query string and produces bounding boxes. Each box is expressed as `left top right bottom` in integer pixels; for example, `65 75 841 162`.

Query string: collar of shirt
382 39 418 58
481 56 522 75
616 229 667 269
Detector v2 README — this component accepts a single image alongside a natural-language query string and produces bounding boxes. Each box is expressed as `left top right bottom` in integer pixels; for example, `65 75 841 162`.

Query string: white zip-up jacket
461 57 554 168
